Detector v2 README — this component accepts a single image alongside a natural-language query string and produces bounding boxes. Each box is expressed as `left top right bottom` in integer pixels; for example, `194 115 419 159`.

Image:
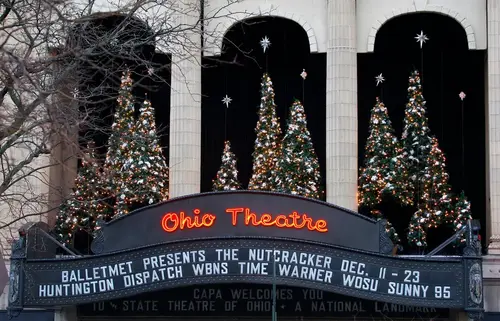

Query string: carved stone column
169 1 202 198
487 0 500 254
325 0 358 210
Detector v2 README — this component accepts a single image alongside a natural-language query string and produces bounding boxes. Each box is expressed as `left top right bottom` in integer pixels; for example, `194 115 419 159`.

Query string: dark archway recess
201 17 326 193
357 13 486 253
70 13 171 154
67 14 172 254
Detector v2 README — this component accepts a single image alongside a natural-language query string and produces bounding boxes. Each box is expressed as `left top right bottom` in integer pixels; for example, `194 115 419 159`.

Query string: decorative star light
375 73 385 86
147 67 155 76
459 91 466 101
260 36 271 53
415 31 429 49
300 69 307 80
222 95 232 108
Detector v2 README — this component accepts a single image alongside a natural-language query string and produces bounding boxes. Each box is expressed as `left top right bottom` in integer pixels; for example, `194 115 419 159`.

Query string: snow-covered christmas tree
116 98 169 214
277 99 322 199
213 141 241 191
248 73 282 191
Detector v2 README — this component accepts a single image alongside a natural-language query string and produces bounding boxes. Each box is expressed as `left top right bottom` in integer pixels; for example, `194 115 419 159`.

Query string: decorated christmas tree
213 141 241 191
421 137 453 227
371 210 401 245
116 98 169 214
453 191 473 243
248 73 282 191
53 199 75 245
276 99 322 199
395 70 433 207
358 97 400 208
53 142 112 244
103 70 136 213
407 209 428 247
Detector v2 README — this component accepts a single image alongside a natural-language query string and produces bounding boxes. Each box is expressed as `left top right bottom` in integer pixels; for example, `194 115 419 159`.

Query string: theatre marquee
6 191 484 320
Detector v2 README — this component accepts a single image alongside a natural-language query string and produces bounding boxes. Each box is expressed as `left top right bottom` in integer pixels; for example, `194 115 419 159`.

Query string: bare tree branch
0 0 254 257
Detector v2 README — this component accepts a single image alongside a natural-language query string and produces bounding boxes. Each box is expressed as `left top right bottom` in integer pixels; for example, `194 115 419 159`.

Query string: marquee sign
6 192 484 320
89 191 394 254
18 238 464 307
78 284 450 319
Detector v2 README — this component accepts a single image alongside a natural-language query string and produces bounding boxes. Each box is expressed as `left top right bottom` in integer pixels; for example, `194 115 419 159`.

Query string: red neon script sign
160 207 328 233
161 209 216 232
226 207 328 232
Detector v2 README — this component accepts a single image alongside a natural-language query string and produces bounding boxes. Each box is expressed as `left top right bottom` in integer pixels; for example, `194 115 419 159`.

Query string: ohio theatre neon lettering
161 209 216 232
160 207 328 233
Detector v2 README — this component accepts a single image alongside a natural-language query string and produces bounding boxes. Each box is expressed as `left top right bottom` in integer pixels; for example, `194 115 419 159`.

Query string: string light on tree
53 142 112 244
371 210 401 245
358 97 400 208
453 191 473 244
53 200 75 245
394 70 433 207
277 99 323 199
248 73 282 191
117 98 169 215
212 141 241 191
103 70 137 215
415 30 429 48
260 36 271 53
357 97 400 244
408 209 428 247
421 137 454 227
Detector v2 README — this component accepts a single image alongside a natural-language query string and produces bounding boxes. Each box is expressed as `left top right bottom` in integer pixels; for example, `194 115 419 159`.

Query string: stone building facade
1 0 499 320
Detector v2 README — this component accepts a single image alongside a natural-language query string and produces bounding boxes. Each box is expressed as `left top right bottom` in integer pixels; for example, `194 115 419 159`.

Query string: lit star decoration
222 95 232 108
300 69 307 80
248 73 282 191
260 36 271 53
147 67 155 76
415 30 429 49
276 99 323 200
459 91 466 101
375 73 385 86
212 141 241 191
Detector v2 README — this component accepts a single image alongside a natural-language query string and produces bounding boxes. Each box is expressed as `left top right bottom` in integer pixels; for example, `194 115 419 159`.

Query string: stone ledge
483 255 500 279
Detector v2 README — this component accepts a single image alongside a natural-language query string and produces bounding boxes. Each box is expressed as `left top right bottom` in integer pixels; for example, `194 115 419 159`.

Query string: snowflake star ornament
459 91 466 101
222 95 232 108
260 36 271 53
300 69 307 80
375 73 385 86
415 31 429 49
